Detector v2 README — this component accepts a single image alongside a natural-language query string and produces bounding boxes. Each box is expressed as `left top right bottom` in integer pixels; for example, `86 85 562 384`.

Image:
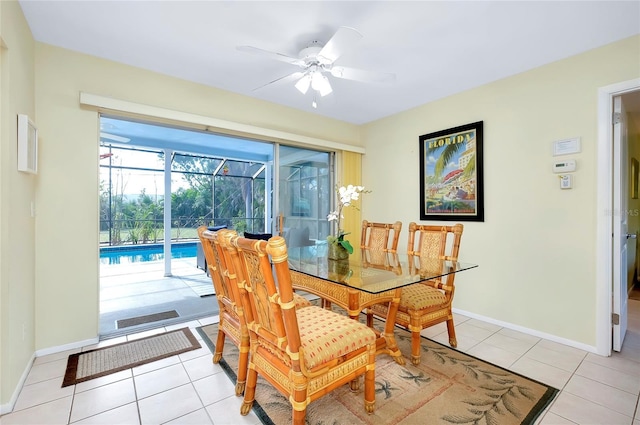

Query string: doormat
197 323 558 425
62 327 200 387
116 310 179 329
183 276 215 297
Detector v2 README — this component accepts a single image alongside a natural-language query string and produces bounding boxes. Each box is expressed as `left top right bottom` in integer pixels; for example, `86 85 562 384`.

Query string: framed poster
419 121 484 221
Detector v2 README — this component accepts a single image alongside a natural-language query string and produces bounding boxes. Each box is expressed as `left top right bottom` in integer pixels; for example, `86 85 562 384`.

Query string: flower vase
328 257 350 277
328 242 349 260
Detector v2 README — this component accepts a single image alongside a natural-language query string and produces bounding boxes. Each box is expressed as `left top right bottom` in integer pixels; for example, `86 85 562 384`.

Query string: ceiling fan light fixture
311 72 332 96
310 71 323 89
295 74 311 94
238 26 395 105
319 77 333 96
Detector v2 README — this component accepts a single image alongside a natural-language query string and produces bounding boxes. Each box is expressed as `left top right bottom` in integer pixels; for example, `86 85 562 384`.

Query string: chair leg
322 299 333 310
292 408 307 425
364 356 376 414
235 341 249 396
240 366 257 415
291 387 309 425
366 309 373 327
213 329 226 363
349 376 360 392
411 330 422 365
446 318 458 348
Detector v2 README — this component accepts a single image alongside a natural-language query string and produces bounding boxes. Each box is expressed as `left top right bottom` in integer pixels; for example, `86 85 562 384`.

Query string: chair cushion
208 225 227 231
244 232 272 240
296 306 376 369
292 293 312 309
399 284 448 311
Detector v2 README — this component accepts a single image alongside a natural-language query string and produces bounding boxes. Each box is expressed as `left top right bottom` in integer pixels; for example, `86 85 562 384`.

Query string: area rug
62 327 200 387
116 310 179 329
197 323 558 425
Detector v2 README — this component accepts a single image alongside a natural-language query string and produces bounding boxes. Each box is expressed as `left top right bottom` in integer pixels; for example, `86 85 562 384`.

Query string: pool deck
99 256 218 339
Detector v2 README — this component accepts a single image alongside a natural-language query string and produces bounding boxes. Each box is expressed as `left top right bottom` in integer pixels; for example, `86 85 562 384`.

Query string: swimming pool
100 242 197 265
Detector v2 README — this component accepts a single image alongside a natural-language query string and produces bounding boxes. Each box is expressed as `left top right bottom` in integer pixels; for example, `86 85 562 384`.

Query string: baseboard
0 352 35 415
35 336 99 357
452 307 599 355
1 337 99 415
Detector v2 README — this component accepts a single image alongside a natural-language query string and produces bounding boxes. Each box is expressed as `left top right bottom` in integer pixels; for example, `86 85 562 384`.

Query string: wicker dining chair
360 220 403 252
197 226 249 395
359 220 403 314
361 250 403 274
360 220 403 275
224 235 377 425
367 222 464 365
198 227 312 395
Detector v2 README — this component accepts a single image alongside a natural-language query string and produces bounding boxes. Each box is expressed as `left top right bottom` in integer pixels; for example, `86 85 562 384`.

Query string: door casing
596 78 640 355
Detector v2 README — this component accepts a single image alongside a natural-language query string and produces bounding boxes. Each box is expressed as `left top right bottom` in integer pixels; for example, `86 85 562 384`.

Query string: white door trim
596 78 640 356
79 92 366 154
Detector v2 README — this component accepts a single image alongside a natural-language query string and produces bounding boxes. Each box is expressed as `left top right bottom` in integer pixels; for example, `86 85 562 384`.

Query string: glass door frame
273 144 337 249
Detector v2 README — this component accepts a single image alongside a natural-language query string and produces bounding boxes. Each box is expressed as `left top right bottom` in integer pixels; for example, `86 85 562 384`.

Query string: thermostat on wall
553 137 581 156
553 159 576 173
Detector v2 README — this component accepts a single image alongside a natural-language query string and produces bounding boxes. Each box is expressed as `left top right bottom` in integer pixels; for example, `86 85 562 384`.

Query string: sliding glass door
98 115 335 337
276 146 332 251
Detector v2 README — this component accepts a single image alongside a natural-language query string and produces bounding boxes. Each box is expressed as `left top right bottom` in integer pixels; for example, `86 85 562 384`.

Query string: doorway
277 145 332 246
97 116 336 338
619 90 640 351
597 79 640 355
98 117 271 337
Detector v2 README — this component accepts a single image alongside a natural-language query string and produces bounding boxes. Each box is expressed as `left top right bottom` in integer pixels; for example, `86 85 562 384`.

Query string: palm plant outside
100 150 265 245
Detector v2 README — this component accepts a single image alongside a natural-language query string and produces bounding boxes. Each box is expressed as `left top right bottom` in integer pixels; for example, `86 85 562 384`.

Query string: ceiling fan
237 26 395 108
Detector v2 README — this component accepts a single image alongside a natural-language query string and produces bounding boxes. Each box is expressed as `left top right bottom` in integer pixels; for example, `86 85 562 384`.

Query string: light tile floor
99 257 216 338
2 300 639 424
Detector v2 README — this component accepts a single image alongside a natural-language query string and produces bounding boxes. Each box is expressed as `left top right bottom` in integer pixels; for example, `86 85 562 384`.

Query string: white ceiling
18 1 640 125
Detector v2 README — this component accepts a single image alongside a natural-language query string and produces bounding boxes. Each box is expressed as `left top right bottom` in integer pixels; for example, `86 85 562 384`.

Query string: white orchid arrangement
327 184 368 254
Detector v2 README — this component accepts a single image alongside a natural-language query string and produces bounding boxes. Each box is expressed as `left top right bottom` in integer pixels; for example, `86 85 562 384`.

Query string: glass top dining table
287 245 478 295
286 243 477 365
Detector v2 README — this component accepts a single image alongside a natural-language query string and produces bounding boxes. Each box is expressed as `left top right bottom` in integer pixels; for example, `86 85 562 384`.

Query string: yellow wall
0 0 37 409
339 151 364 249
2 0 639 410
361 35 640 346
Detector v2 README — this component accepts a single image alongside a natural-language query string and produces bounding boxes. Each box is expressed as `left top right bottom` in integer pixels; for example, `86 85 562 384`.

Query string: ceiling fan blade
330 66 396 84
317 26 362 65
237 45 304 66
251 71 305 91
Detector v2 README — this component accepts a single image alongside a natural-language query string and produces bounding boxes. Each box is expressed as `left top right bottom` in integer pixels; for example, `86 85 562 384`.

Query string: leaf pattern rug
197 319 557 425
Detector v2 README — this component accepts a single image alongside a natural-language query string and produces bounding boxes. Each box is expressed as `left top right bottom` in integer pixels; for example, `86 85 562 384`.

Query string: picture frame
631 157 638 199
419 121 484 222
17 114 38 174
